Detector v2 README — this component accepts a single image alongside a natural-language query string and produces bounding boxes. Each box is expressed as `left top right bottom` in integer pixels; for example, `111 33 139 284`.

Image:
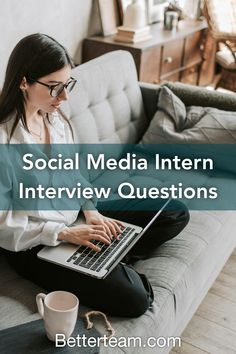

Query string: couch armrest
139 81 236 123
139 82 161 121
163 82 236 112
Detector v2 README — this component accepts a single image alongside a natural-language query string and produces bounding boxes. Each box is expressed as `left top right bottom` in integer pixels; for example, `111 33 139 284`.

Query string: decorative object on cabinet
115 25 152 43
98 0 120 36
179 0 203 20
147 0 169 24
115 0 152 43
164 1 186 21
83 19 216 86
203 0 236 92
117 0 133 22
163 10 179 31
123 0 147 29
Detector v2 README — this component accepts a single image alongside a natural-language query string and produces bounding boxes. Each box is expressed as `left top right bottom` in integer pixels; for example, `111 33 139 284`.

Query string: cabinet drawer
180 65 199 85
161 39 184 76
140 47 161 83
161 71 180 83
183 31 203 67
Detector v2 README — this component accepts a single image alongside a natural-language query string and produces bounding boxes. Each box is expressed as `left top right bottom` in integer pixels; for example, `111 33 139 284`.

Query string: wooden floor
170 248 236 354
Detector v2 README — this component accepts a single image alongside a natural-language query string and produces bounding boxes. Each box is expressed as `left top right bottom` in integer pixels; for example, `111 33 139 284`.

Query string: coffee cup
36 290 79 341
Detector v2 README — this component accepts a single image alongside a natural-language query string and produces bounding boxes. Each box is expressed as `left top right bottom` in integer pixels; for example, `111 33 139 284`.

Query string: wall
0 0 102 86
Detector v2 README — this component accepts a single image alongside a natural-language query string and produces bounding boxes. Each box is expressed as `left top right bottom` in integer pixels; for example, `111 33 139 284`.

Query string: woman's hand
57 224 112 252
83 210 124 240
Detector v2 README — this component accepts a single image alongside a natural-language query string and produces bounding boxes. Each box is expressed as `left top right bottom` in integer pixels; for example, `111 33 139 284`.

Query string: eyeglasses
28 77 77 97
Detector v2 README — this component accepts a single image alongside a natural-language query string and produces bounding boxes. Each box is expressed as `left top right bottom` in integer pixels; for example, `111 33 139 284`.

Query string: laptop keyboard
66 226 137 272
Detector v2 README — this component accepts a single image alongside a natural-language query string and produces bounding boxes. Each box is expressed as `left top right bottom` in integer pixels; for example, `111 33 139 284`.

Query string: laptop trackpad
38 243 78 261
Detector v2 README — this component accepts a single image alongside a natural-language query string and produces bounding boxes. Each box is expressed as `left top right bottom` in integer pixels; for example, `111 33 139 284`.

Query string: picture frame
98 0 120 36
179 0 202 20
117 0 133 23
146 0 169 24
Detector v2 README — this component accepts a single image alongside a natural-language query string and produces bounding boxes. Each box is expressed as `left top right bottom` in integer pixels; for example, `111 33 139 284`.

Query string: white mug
36 290 79 341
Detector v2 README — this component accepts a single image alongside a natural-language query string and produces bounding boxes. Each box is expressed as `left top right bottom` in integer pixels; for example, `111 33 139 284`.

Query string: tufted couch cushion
64 50 149 144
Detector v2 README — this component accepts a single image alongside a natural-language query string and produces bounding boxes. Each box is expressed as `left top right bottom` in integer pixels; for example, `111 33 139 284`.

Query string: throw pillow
140 86 236 173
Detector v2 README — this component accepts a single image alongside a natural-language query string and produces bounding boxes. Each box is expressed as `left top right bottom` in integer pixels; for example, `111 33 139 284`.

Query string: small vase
123 0 146 29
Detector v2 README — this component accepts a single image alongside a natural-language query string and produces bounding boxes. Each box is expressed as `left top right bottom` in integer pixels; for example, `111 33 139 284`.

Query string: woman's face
22 65 72 114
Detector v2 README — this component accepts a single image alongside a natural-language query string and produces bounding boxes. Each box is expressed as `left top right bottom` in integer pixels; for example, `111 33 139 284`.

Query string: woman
0 34 189 317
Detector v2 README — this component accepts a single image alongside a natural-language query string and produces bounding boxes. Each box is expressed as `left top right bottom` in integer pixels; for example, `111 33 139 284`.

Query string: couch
1 50 236 354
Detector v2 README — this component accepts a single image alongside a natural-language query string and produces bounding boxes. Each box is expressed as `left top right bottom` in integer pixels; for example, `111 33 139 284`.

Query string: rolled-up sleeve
0 210 66 252
0 156 66 252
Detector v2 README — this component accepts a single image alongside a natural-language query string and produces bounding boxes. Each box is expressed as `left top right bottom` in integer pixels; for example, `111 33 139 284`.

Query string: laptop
37 199 171 279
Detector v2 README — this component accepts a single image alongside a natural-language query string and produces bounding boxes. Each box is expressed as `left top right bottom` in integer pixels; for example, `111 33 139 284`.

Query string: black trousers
3 199 189 318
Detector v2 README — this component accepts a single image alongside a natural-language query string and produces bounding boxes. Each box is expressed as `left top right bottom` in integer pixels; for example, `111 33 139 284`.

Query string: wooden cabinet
82 20 215 86
183 31 203 67
180 65 199 85
161 39 184 76
139 47 161 83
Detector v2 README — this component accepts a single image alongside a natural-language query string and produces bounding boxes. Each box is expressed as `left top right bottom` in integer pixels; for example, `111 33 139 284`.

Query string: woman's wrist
83 209 98 218
57 226 70 241
83 209 98 214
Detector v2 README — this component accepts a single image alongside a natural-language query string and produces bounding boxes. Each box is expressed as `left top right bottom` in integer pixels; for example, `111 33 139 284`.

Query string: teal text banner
0 143 235 211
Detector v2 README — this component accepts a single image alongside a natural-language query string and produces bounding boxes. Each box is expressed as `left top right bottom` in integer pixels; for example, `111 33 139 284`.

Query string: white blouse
0 111 91 252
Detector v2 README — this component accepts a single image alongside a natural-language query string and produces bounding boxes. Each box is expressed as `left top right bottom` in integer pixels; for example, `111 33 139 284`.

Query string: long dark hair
0 33 74 139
